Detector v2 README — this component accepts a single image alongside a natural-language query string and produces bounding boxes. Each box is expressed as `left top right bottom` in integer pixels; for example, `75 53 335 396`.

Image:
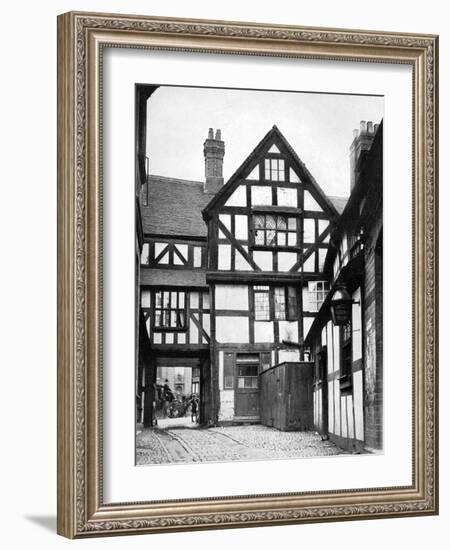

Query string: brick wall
363 223 383 450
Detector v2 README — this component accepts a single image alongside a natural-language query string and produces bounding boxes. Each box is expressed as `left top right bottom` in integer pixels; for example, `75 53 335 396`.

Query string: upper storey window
253 214 297 247
154 290 186 330
265 158 285 181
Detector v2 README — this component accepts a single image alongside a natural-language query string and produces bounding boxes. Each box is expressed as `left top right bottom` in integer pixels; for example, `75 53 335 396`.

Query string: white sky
146 86 383 198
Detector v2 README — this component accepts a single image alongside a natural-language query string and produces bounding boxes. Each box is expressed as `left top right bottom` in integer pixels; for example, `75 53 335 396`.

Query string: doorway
235 353 260 418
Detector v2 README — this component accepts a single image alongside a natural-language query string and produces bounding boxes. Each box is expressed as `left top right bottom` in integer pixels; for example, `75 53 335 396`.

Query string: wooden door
235 353 260 418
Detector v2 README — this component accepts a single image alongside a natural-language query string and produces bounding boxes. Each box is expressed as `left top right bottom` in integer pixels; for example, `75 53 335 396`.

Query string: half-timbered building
136 90 349 427
303 120 383 452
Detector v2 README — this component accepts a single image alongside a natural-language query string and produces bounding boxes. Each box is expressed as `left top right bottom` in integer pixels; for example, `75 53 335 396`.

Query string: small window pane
288 218 296 230
254 215 265 229
163 292 170 308
255 229 265 245
274 287 286 320
254 287 270 321
277 232 286 246
202 292 210 309
277 217 287 230
288 232 297 246
266 230 276 246
155 311 162 326
141 290 151 308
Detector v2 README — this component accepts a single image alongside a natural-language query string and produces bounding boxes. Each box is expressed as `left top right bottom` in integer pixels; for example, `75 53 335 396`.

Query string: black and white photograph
135 85 383 466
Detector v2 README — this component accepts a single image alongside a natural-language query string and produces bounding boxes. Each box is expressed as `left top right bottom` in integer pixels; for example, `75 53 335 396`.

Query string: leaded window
274 287 286 320
253 214 297 247
254 286 297 322
154 290 186 330
254 286 270 321
306 281 330 312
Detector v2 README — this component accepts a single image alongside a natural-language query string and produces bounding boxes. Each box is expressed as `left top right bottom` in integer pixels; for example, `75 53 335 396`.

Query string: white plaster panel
353 370 364 441
218 244 231 270
235 248 252 271
347 394 355 439
321 325 327 346
352 287 362 361
279 320 298 343
313 390 317 426
254 321 274 343
318 388 322 429
303 218 315 242
203 313 210 336
253 250 273 271
219 390 235 421
251 185 272 205
234 215 248 240
334 379 341 436
302 252 315 272
246 165 259 180
219 213 231 231
303 317 314 340
341 395 348 438
278 252 297 272
215 285 248 310
225 185 247 206
278 349 300 363
328 381 334 435
289 167 301 183
327 320 334 375
277 187 297 207
216 316 249 343
189 318 199 344
318 249 327 271
333 324 340 372
304 190 322 211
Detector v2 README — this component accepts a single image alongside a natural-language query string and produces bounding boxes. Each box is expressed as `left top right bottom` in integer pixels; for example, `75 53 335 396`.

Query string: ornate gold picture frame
57 11 438 538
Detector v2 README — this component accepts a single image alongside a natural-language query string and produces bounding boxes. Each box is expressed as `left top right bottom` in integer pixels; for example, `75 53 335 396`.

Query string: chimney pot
204 128 225 194
367 121 373 133
360 120 366 133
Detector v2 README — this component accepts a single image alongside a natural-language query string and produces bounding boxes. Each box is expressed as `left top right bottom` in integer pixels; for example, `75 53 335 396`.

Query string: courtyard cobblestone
136 424 346 465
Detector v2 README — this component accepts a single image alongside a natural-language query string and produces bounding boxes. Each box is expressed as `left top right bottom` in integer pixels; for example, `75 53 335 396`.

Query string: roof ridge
148 174 203 185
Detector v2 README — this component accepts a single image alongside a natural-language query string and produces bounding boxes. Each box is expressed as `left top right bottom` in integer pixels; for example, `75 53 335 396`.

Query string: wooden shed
260 362 314 431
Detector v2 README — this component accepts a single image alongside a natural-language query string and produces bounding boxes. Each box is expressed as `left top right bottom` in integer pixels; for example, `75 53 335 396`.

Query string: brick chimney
350 120 379 191
203 128 225 194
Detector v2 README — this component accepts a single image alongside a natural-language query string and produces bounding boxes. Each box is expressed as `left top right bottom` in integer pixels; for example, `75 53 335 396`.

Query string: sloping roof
140 268 207 288
328 196 348 214
142 175 210 237
202 125 339 220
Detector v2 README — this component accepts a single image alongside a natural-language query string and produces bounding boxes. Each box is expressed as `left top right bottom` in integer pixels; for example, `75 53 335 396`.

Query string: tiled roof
142 175 210 237
328 195 348 214
140 268 208 288
142 173 348 238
